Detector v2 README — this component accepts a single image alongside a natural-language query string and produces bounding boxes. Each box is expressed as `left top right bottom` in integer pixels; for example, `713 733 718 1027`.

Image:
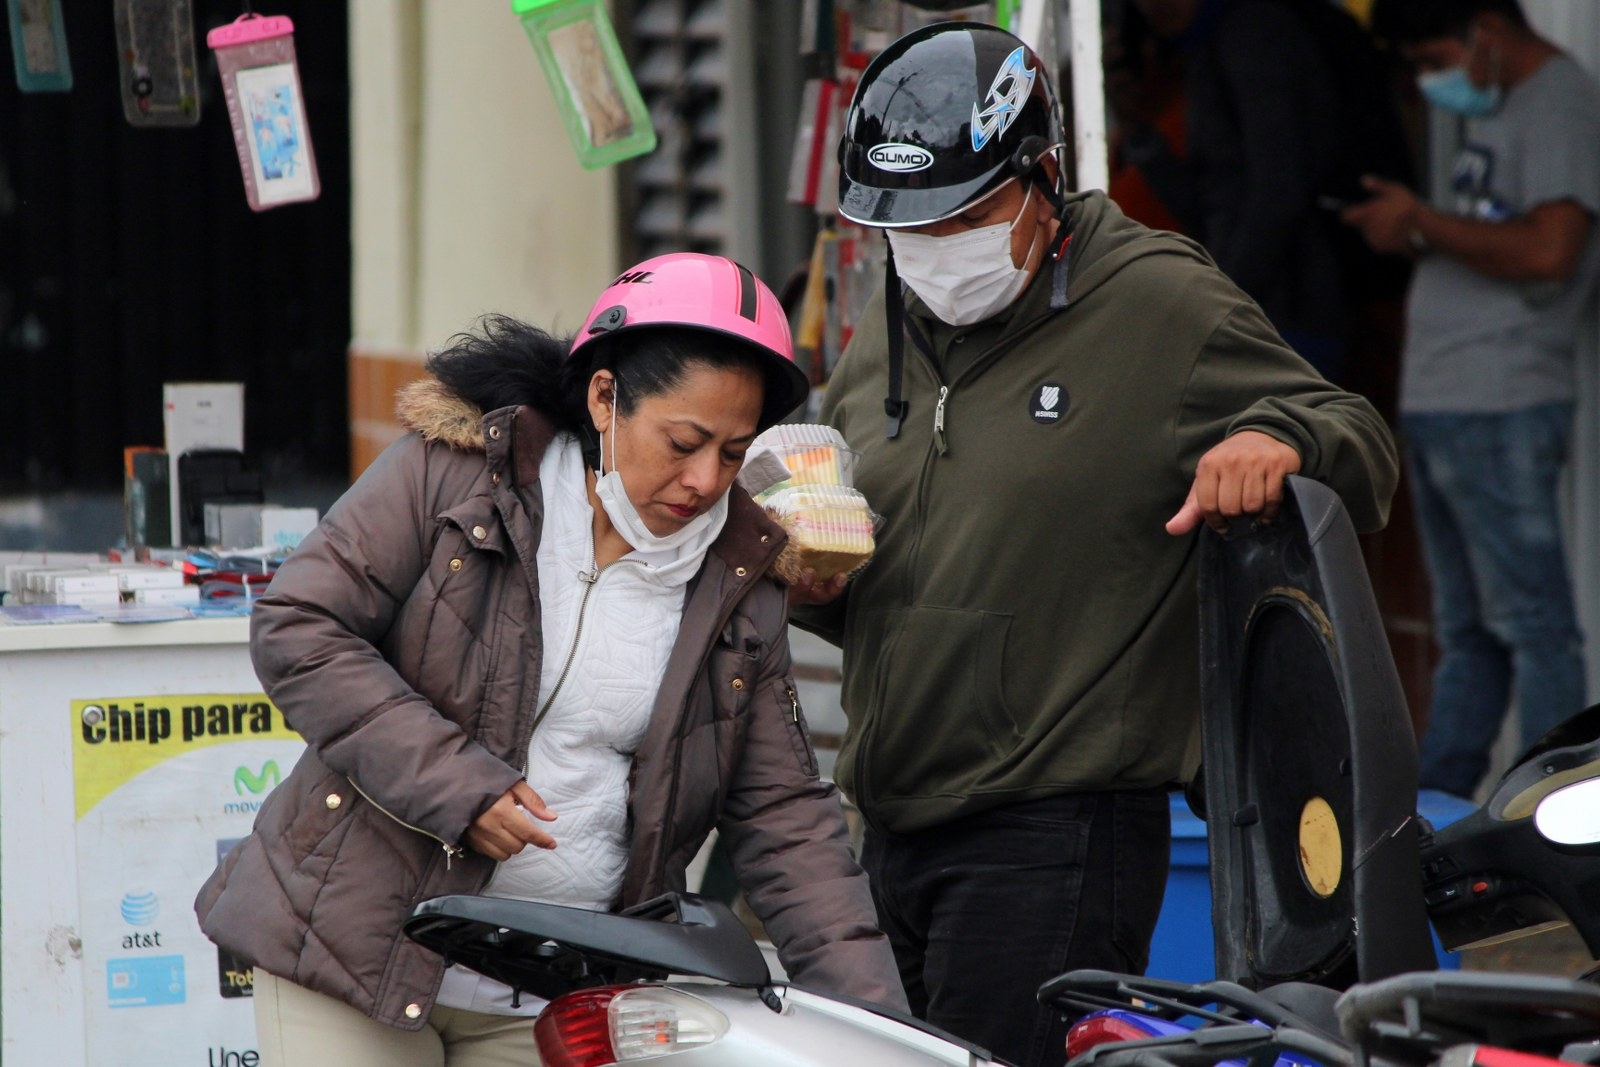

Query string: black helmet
838 22 1065 228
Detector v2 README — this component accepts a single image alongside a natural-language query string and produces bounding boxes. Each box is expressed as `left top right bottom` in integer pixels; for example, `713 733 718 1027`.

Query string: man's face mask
1417 28 1502 117
887 182 1042 326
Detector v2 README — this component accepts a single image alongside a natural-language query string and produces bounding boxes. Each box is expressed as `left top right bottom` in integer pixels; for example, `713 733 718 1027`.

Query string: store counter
0 615 302 1066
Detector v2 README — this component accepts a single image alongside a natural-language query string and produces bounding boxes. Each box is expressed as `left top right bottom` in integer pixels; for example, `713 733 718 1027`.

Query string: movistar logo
971 47 1036 151
234 761 281 796
868 142 934 173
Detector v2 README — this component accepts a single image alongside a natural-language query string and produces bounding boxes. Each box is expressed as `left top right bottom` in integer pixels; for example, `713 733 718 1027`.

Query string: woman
195 253 906 1066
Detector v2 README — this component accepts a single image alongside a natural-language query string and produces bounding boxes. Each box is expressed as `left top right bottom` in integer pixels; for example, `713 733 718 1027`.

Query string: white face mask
593 388 729 555
887 183 1041 326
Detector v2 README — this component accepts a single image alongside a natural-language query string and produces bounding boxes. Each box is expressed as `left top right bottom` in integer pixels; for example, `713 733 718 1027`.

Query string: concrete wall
1524 0 1600 702
347 0 621 474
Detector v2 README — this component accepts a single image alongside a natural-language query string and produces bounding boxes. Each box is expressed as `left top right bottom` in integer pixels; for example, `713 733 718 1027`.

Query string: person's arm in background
1347 184 1592 281
1345 92 1600 282
1201 2 1338 300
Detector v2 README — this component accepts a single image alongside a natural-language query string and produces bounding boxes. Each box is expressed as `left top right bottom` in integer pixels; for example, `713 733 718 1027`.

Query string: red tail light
1472 1047 1574 1067
534 984 731 1066
536 988 620 1067
1066 1013 1165 1059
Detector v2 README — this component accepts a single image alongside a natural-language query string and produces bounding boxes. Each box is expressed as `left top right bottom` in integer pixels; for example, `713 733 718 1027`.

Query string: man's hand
1342 175 1423 255
786 568 849 607
464 779 557 861
1166 430 1302 536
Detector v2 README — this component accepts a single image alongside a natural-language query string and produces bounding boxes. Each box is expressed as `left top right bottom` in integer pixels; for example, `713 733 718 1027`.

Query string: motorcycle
1043 727 1600 1066
1044 475 1600 1067
403 890 1008 1066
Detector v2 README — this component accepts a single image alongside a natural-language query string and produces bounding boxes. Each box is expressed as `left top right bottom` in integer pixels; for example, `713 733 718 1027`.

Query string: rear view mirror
1534 777 1600 845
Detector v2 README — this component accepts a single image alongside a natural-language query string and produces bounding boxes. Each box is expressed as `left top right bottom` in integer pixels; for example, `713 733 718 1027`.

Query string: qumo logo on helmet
868 143 934 173
971 47 1037 151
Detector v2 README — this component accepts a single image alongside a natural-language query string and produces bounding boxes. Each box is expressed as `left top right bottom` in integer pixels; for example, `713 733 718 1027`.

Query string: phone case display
7 0 72 92
114 0 201 126
513 0 657 170
740 424 877 583
206 13 320 211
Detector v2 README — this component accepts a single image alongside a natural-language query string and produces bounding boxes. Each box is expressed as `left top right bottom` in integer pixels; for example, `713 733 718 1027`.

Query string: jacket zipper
348 777 465 870
523 531 647 769
532 561 599 734
787 686 799 722
933 386 950 456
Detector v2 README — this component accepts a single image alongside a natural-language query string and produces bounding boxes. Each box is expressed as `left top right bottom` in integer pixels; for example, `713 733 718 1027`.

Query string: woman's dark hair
425 315 771 467
1371 0 1528 45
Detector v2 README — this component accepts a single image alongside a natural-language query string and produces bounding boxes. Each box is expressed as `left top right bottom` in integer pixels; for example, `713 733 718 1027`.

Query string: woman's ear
587 370 616 433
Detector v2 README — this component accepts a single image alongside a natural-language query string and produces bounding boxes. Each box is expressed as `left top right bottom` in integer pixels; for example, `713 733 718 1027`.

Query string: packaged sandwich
739 424 876 583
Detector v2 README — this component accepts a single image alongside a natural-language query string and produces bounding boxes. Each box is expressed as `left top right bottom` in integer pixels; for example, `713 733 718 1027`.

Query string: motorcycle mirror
1534 777 1600 845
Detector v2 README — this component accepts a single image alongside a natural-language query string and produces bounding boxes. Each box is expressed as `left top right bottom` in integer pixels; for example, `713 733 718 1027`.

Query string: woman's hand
464 780 558 861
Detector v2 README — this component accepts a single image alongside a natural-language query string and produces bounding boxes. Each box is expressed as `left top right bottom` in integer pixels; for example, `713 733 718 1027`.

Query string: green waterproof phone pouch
514 0 657 169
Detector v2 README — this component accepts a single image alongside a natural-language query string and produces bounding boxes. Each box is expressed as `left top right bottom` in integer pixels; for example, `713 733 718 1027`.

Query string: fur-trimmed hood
395 377 488 452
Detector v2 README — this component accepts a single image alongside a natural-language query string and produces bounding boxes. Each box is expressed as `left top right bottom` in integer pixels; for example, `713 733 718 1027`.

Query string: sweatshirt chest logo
1030 382 1068 424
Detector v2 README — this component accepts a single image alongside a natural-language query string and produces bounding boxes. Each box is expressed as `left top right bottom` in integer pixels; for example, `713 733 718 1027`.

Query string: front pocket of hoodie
854 606 1021 798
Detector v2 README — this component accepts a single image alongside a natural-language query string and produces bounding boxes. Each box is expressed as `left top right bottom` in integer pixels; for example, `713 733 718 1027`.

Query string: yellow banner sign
72 694 302 819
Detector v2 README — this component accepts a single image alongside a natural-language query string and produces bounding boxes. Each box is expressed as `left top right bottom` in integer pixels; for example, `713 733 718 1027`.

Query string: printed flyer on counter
72 693 305 1067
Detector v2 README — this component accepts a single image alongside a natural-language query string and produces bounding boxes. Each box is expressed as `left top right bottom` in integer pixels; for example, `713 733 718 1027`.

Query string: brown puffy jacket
194 380 906 1028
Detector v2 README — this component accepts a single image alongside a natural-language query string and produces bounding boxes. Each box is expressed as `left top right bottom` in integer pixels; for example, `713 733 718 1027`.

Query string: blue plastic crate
1146 792 1470 981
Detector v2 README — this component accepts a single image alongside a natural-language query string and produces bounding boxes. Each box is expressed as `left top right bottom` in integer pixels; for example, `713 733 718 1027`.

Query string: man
790 23 1398 1067
1122 0 1414 382
1345 0 1597 800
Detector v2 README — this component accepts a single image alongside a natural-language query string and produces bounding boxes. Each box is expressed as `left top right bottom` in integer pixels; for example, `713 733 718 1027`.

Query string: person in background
1105 1 1191 234
1124 0 1413 382
195 253 906 1067
792 22 1398 1067
1345 0 1599 799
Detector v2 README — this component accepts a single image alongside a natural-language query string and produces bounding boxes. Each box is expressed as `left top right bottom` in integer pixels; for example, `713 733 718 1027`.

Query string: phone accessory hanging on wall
113 0 201 125
206 12 320 211
7 0 72 92
513 0 657 170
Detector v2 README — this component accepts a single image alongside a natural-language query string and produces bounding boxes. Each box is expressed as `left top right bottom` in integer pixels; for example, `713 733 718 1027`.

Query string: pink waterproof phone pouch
206 14 319 211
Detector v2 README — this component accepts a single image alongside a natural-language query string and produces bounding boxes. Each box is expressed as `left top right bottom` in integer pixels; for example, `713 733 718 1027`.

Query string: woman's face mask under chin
887 183 1044 326
591 363 762 547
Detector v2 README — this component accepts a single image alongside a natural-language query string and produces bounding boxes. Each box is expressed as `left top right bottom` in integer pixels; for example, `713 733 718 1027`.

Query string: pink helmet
570 253 809 428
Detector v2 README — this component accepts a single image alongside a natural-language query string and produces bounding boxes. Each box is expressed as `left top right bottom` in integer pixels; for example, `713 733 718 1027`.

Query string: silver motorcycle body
404 891 1005 1066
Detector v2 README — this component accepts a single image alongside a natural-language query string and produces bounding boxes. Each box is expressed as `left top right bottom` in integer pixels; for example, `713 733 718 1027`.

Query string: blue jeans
1403 404 1587 798
859 790 1172 1067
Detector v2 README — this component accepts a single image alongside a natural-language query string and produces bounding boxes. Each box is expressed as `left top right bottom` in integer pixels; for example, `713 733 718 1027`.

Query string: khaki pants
254 969 543 1067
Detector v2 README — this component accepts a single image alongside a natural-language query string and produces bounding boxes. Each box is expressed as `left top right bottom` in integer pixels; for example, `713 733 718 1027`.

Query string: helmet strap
882 241 910 440
1010 136 1074 264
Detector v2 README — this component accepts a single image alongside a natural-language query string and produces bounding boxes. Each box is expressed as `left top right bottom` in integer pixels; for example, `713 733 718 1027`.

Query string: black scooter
1043 476 1600 1067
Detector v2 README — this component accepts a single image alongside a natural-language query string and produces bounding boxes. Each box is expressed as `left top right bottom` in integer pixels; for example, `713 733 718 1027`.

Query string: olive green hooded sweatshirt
794 191 1397 834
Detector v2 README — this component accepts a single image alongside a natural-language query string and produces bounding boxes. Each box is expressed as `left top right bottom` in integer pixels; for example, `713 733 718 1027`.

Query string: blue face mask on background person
1418 66 1502 116
1417 31 1501 117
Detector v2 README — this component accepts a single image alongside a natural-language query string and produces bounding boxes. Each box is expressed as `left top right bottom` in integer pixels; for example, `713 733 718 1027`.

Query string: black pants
860 789 1172 1067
